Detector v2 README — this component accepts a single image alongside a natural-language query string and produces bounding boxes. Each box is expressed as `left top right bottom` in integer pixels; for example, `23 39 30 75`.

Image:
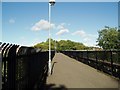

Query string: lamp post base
48 60 52 76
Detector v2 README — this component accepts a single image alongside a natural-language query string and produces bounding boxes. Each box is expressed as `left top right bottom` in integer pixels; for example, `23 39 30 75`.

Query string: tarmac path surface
46 53 119 89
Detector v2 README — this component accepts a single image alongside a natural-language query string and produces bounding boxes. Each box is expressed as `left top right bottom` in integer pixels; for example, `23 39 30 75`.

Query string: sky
1 2 118 47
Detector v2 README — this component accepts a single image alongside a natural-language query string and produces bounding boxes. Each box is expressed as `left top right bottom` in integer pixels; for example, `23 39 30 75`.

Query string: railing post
95 51 98 69
110 50 113 75
82 51 84 62
118 50 120 79
2 43 10 89
7 45 18 89
102 50 106 71
87 50 89 65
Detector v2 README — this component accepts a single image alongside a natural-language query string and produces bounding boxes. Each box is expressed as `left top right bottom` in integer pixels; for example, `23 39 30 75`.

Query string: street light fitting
48 0 55 76
49 0 55 6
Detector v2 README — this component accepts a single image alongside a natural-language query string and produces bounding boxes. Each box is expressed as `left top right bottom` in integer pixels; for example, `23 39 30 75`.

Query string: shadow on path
44 83 68 90
51 62 57 75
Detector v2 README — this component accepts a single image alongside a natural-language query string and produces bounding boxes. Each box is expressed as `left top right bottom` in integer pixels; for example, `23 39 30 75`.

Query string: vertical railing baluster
110 50 113 75
95 51 98 69
87 50 89 65
2 43 9 89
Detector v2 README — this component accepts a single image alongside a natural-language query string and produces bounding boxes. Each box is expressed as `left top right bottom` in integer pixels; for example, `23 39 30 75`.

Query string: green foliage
97 26 119 50
34 39 90 51
57 40 86 51
118 27 120 49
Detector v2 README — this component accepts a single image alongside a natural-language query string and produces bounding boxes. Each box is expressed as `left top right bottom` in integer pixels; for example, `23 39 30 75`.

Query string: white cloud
57 24 64 30
31 19 55 31
72 30 86 37
56 23 69 35
83 42 96 47
72 30 98 46
9 18 15 24
56 29 69 35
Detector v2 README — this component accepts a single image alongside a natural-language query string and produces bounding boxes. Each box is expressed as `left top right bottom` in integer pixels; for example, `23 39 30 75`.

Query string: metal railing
0 42 55 90
61 50 120 79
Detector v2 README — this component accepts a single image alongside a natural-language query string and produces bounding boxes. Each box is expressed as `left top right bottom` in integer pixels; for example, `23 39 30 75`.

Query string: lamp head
49 0 55 6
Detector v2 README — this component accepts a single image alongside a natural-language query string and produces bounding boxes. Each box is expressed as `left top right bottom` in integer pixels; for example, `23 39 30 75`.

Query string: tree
118 26 120 49
34 39 88 51
97 26 119 50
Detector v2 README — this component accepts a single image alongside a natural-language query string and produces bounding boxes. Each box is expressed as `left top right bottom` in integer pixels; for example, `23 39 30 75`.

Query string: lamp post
48 0 55 76
54 40 57 53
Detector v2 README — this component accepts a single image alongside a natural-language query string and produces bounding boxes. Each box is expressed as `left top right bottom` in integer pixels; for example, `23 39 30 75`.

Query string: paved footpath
46 53 119 89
